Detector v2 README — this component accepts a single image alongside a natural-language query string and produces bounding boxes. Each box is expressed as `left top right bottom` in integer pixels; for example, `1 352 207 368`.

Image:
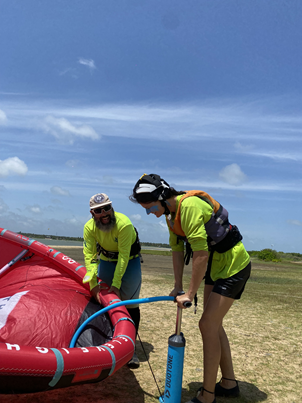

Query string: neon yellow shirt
168 195 250 281
83 212 137 290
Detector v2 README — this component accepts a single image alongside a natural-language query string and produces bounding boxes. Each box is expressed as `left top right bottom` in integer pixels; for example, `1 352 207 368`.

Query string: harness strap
194 293 198 314
184 242 193 265
97 227 141 260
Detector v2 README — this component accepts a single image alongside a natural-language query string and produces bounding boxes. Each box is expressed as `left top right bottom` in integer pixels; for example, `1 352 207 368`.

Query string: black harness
96 227 141 260
177 199 242 265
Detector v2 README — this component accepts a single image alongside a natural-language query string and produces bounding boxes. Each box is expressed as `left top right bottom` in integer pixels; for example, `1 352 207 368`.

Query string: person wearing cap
130 174 251 403
83 193 142 369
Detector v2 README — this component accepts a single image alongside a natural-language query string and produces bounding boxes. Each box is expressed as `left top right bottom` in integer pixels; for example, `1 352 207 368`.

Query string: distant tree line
248 248 302 262
140 241 170 248
18 232 171 248
18 232 83 242
18 233 301 261
18 232 170 247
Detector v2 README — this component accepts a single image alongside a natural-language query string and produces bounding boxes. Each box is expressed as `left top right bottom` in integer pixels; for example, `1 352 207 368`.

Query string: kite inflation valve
159 295 192 403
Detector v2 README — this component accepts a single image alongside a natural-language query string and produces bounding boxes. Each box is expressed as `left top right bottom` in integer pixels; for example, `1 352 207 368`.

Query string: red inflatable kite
0 228 135 393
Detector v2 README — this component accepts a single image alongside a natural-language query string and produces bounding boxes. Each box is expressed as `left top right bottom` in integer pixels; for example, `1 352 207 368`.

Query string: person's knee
199 315 219 336
199 316 210 335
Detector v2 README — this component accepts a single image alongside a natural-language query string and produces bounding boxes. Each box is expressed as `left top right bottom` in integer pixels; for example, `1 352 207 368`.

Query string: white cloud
219 163 247 186
67 218 80 225
245 150 301 162
0 157 28 178
78 58 96 71
130 214 142 221
159 220 169 232
287 220 302 227
31 207 41 214
50 186 71 196
4 97 302 148
43 115 99 144
0 109 7 123
26 205 42 214
0 213 86 238
134 218 169 244
42 100 300 150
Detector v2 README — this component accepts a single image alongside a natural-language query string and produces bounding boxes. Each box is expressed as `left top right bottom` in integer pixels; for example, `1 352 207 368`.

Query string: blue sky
0 0 301 253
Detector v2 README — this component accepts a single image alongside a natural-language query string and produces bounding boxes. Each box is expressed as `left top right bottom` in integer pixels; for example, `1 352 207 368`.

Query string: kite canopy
0 229 136 394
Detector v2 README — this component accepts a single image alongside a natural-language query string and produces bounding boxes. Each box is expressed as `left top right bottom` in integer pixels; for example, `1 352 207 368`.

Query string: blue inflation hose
69 295 175 348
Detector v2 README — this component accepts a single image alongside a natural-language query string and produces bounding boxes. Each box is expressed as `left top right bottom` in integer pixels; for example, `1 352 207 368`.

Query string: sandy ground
1 253 301 403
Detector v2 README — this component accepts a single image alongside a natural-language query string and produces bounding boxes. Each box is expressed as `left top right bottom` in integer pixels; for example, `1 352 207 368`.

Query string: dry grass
1 249 301 403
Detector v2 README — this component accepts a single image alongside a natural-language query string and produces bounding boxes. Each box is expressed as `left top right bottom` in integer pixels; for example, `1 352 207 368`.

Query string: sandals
186 387 216 403
215 377 240 397
197 377 240 398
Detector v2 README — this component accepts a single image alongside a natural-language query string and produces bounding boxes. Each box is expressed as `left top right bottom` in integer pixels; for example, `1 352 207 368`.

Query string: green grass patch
45 249 302 403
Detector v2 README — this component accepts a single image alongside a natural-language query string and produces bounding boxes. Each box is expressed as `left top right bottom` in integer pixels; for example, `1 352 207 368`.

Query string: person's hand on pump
169 286 183 297
176 292 192 309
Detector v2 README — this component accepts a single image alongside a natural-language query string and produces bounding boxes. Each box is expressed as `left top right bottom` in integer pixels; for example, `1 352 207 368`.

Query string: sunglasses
92 204 112 214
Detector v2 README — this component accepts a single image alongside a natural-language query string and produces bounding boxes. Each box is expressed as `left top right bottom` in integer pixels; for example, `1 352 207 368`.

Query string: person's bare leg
203 284 213 308
197 291 234 403
204 285 237 389
218 326 237 389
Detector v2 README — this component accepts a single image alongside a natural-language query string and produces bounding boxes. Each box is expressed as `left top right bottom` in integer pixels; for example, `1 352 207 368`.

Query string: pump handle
174 291 192 308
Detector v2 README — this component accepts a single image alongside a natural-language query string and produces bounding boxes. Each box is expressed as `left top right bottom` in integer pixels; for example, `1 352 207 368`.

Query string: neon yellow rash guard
83 212 137 290
168 195 250 281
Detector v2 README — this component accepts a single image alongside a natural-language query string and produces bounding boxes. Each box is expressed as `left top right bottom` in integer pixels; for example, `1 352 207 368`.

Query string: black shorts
204 261 251 300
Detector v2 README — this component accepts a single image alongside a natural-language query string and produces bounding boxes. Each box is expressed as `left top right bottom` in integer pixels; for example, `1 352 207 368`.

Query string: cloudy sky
1 0 302 253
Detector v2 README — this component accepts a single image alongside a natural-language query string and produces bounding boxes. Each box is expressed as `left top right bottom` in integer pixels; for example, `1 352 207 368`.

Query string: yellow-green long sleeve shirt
83 212 137 290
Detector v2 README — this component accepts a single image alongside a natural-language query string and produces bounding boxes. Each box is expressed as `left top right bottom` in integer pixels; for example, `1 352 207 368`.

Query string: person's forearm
112 254 128 289
172 251 185 289
187 250 208 300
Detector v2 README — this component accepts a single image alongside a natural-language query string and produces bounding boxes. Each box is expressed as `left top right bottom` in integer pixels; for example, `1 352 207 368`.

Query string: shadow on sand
0 367 147 403
0 346 157 403
137 339 155 362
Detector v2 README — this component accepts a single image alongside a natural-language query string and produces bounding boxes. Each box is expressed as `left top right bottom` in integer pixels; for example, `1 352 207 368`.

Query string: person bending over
130 174 251 403
83 193 142 369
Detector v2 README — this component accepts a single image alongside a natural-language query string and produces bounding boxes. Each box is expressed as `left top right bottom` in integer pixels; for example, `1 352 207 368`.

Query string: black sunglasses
93 204 112 214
